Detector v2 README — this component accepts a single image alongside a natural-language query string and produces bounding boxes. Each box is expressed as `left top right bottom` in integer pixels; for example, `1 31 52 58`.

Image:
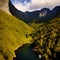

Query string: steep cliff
0 0 10 14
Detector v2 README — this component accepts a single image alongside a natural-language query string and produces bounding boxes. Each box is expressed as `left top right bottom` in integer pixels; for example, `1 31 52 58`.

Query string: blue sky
19 0 31 4
11 0 60 12
11 0 31 5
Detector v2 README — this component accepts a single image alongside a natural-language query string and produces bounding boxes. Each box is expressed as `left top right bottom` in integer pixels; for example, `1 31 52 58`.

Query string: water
13 43 40 60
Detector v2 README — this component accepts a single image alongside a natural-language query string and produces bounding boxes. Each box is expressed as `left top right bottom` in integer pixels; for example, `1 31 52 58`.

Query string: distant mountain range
9 0 60 23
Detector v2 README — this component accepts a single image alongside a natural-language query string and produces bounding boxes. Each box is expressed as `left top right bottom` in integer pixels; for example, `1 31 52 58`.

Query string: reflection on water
13 43 40 60
39 55 41 59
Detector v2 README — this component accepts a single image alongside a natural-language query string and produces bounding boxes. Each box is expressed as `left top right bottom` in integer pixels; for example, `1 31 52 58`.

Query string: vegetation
0 10 33 60
0 9 60 60
29 17 60 60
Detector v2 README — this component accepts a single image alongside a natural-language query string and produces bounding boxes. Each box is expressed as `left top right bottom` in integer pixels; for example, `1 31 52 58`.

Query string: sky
11 0 60 12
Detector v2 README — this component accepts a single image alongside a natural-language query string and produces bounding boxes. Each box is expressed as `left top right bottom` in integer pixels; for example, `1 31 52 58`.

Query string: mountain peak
39 10 47 17
39 8 50 17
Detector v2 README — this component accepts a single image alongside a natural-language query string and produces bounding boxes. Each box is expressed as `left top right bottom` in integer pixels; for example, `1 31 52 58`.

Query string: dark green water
14 43 40 60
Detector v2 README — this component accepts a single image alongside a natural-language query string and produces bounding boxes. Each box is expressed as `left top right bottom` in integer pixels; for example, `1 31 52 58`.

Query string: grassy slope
0 10 33 60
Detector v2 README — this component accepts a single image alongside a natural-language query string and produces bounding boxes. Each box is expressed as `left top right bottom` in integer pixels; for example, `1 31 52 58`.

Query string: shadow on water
13 43 40 60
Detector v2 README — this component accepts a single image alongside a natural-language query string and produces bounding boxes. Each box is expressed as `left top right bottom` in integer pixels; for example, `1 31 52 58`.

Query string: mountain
9 0 60 23
0 0 60 23
9 0 51 23
0 0 10 14
24 8 51 23
51 6 60 18
9 0 28 22
0 10 33 60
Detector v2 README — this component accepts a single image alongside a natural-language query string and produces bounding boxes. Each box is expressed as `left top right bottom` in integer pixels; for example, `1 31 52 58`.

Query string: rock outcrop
0 0 10 14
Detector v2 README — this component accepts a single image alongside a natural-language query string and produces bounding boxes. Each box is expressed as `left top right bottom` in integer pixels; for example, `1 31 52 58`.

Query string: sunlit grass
0 10 33 60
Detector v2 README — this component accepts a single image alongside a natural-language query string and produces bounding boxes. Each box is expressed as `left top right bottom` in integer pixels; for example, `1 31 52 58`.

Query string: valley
0 0 60 60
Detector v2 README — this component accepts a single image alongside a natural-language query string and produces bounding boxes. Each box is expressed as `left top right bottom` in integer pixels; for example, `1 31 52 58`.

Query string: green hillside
0 10 33 60
29 17 60 60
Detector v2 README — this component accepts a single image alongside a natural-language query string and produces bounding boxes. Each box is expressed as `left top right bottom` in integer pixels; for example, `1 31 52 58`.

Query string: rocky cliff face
0 0 10 14
39 10 47 17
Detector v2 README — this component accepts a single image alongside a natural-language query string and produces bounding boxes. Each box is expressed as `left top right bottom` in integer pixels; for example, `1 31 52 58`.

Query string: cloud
12 0 60 12
30 0 60 10
13 0 30 12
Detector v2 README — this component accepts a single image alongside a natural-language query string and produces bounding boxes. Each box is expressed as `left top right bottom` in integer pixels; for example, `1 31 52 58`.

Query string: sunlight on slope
0 10 33 60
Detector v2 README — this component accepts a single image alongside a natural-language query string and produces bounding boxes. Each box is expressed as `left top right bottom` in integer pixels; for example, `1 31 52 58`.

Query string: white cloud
30 0 60 10
14 1 30 12
13 0 60 12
